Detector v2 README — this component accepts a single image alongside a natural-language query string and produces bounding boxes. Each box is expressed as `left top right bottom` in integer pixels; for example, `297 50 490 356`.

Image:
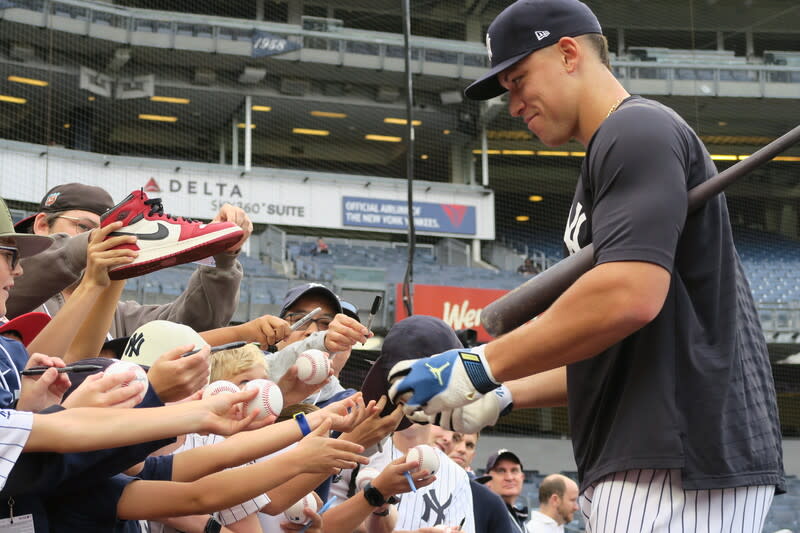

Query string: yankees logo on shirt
378 443 476 533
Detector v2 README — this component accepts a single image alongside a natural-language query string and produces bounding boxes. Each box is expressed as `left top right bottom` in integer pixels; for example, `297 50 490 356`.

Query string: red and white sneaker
101 190 243 280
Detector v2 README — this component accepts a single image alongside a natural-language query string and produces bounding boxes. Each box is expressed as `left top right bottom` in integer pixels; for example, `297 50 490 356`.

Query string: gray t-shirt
565 96 784 493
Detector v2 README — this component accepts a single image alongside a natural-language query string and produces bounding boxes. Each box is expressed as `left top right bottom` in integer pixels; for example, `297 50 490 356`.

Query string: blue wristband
294 412 312 436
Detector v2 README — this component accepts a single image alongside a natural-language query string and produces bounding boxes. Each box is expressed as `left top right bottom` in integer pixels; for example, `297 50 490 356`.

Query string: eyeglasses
0 246 19 270
55 215 99 233
284 312 334 331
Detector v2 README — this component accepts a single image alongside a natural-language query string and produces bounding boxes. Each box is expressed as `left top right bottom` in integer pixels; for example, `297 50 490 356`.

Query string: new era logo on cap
535 30 550 40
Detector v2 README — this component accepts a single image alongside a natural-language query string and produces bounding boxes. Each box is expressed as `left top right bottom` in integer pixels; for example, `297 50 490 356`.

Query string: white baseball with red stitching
355 467 381 492
406 444 439 477
244 378 283 419
296 349 330 385
284 492 318 524
202 380 239 400
105 361 149 403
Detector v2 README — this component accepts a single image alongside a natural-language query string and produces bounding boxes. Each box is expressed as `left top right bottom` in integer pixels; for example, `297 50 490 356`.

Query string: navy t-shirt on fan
565 96 784 493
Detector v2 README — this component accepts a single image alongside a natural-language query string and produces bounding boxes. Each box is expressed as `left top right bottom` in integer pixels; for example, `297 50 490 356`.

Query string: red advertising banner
394 284 509 343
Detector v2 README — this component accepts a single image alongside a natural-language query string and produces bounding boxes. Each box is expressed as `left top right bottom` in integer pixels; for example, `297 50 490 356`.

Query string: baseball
104 361 148 402
284 493 318 524
243 378 283 419
406 444 439 477
202 380 239 400
296 349 330 385
355 467 381 492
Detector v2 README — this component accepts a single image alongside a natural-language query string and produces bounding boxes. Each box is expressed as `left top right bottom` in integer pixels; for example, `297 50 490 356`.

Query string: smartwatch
204 517 222 533
362 481 387 507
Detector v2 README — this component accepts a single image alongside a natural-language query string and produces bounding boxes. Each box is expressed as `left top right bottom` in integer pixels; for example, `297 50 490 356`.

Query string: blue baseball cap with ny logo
464 0 602 101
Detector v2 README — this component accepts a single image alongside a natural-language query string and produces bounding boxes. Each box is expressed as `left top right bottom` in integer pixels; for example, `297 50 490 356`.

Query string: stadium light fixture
8 75 48 87
710 154 738 161
529 195 543 202
384 118 421 126
138 114 178 122
293 128 329 136
365 134 402 142
252 105 272 112
420 154 429 160
0 95 26 104
516 215 530 222
310 111 347 118
502 150 535 155
237 123 256 129
150 96 190 104
443 129 451 135
774 156 800 162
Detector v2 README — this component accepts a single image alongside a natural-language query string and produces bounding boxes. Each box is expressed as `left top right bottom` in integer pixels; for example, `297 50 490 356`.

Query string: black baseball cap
361 315 464 431
475 449 524 483
15 183 115 233
464 0 602 100
279 283 342 318
340 301 360 323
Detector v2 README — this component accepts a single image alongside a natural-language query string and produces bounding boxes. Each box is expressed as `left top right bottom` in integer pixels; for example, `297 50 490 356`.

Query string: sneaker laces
143 197 198 224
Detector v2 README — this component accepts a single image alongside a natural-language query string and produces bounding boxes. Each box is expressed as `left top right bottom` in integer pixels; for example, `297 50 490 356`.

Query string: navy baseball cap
464 0 602 100
475 449 524 483
361 315 464 431
279 283 342 318
340 301 360 323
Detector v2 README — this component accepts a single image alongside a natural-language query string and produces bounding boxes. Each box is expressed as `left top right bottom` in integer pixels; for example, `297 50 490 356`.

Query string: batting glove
387 345 500 415
415 384 513 433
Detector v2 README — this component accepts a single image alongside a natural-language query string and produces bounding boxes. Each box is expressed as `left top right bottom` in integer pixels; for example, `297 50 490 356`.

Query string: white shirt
0 409 32 491
526 510 564 533
370 442 476 533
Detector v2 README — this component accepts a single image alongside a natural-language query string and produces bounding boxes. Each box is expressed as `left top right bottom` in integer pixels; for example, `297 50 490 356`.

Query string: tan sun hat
0 197 53 258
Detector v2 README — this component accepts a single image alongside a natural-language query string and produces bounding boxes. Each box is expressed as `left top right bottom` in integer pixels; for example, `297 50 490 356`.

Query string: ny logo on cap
485 33 492 61
535 30 550 41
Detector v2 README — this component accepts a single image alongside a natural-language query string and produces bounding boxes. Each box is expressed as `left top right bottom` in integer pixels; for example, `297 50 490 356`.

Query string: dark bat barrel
481 124 800 338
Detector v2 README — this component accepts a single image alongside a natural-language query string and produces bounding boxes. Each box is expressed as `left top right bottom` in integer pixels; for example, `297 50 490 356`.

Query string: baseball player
389 1 784 531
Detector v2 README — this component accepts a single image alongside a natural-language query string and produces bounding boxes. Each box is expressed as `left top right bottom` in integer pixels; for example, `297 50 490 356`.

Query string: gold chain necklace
605 97 625 119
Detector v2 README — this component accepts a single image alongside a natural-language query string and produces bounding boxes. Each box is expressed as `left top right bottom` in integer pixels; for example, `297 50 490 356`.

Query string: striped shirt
0 409 32 491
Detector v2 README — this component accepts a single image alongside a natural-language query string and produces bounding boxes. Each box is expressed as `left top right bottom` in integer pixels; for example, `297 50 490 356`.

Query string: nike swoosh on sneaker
110 223 170 240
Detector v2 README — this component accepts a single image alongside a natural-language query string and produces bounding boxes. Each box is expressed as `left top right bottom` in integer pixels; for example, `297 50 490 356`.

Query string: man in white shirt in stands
526 474 579 533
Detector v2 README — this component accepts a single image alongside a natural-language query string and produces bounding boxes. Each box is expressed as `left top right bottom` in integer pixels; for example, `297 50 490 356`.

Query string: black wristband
204 517 222 533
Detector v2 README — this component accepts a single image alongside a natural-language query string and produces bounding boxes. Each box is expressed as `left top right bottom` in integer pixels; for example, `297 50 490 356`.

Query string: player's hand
18 353 70 412
237 314 291 350
212 203 253 253
147 344 211 402
373 456 436 497
323 314 370 353
387 346 499 415
289 419 369 474
409 385 513 433
82 221 138 289
62 371 146 409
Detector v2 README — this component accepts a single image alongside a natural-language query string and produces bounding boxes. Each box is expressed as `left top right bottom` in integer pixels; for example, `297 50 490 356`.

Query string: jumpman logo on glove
388 346 500 416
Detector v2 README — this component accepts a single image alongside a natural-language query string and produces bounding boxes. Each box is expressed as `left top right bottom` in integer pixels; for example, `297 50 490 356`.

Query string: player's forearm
486 261 670 382
504 367 568 408
63 280 125 362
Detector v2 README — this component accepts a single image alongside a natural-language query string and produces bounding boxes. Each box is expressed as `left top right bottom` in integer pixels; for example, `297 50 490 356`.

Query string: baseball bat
481 124 800 337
